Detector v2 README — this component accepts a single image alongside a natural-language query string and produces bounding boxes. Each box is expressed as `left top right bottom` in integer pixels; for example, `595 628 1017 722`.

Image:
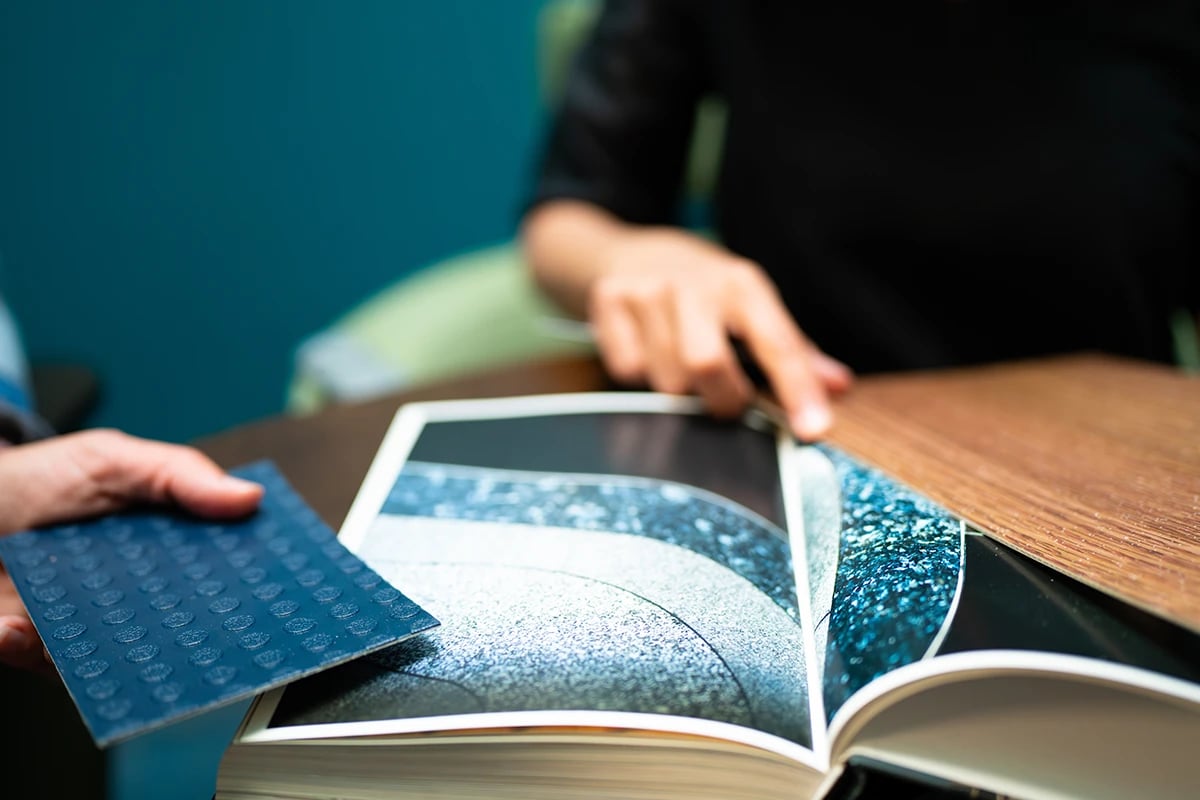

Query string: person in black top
521 0 1199 439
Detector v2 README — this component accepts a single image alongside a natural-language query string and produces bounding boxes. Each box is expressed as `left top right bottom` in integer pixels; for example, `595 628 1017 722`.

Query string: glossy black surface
413 411 786 527
942 534 1200 683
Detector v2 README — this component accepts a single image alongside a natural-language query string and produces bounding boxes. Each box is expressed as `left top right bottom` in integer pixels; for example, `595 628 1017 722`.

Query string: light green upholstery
1170 309 1200 373
287 244 594 413
286 0 727 414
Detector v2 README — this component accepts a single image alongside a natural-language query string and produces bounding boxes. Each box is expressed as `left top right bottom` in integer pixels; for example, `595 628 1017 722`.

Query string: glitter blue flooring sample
819 446 963 720
385 461 798 619
267 457 812 748
0 460 437 747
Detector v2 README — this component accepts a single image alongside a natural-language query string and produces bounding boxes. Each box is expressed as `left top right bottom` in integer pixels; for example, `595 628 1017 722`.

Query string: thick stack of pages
216 393 1200 800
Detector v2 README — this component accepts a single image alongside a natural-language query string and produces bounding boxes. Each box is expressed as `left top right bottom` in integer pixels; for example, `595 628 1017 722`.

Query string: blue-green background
1 0 550 442
1 3 554 797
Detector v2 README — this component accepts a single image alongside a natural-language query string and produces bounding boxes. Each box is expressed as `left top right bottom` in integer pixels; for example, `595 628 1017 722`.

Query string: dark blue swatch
0 460 438 747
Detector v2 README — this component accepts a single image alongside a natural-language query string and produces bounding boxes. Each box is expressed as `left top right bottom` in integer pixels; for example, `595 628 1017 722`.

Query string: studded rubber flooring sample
0 460 438 747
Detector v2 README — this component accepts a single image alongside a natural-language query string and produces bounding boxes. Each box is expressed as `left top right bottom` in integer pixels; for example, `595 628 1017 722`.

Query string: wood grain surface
197 352 1200 633
826 353 1200 634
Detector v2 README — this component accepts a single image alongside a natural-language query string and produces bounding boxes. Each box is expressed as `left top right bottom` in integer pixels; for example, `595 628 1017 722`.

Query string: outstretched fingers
674 286 754 417
729 279 849 440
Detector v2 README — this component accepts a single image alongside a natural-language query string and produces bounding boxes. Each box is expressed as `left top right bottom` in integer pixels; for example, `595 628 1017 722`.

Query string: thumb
77 430 264 518
0 430 263 533
0 616 52 673
165 469 265 519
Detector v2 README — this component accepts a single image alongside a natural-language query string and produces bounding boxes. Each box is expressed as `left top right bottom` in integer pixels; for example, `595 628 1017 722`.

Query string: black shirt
530 0 1199 372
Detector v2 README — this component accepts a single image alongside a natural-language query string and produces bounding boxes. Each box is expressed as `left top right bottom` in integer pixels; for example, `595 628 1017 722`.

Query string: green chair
287 243 594 413
286 0 727 414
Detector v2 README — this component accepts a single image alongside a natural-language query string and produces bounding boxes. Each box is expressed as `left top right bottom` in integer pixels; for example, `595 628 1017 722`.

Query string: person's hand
0 570 48 673
0 429 264 672
587 227 853 438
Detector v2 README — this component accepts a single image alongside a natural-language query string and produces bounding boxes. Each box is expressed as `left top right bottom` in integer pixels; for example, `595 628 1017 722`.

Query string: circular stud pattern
96 698 133 721
226 550 254 569
62 640 99 659
80 572 113 591
44 603 78 621
204 665 238 686
239 567 267 584
92 589 126 608
32 585 67 603
125 644 160 663
152 683 184 704
112 625 148 644
139 576 169 594
188 647 222 668
268 600 299 618
222 614 255 632
301 633 334 653
102 608 136 625
311 586 341 604
175 628 209 647
86 679 121 701
161 611 195 629
295 569 325 588
74 659 110 679
208 596 240 614
149 593 181 611
53 622 87 640
0 460 434 749
139 662 174 683
194 580 225 597
126 558 157 577
329 602 358 620
238 631 271 650
251 582 284 601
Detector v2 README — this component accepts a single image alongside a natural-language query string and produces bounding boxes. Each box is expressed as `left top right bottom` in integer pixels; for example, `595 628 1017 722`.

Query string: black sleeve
527 0 710 226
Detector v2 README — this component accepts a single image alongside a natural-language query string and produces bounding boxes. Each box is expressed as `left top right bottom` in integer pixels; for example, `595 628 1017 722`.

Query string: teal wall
0 0 551 442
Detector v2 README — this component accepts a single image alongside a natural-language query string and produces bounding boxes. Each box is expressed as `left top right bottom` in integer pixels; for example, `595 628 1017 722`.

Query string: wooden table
198 352 1200 635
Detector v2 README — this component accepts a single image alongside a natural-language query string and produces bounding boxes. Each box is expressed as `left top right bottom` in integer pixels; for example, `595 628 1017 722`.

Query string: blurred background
0 2 589 798
0 0 556 443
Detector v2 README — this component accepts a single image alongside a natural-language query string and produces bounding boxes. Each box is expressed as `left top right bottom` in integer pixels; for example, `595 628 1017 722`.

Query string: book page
807 445 965 723
823 477 1200 737
814 445 1200 763
254 395 820 758
840 664 1200 800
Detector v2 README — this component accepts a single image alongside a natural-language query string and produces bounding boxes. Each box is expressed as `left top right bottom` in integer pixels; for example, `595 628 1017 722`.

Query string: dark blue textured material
0 460 438 747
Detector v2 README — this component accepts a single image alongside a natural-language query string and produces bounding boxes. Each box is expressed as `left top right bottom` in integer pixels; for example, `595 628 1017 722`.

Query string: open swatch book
215 393 1200 800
